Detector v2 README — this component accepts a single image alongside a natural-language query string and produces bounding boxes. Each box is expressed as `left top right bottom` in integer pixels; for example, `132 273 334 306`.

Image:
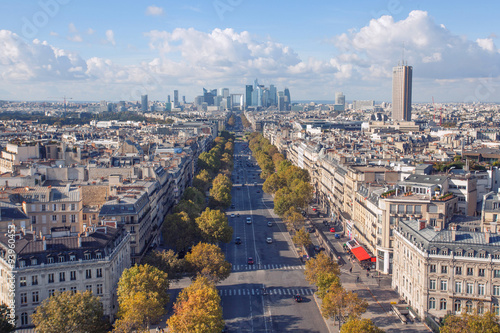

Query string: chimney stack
419 219 426 230
42 236 47 250
78 234 82 248
485 229 491 244
450 223 457 241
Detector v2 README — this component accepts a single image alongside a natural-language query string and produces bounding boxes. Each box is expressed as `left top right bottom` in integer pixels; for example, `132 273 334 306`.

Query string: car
231 204 235 208
247 257 254 265
294 295 303 302
237 213 240 217
335 234 341 239
246 217 252 224
330 227 336 233
266 237 272 244
307 227 315 233
235 237 241 245
230 213 235 218
267 221 273 227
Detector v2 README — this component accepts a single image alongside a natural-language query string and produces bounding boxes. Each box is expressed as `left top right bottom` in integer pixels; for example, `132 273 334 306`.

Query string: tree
209 184 232 210
163 212 199 251
340 317 385 333
292 227 312 248
195 208 233 244
316 271 341 298
283 207 305 231
193 169 212 193
181 187 206 211
291 180 313 210
174 199 203 220
167 276 224 333
321 284 368 328
440 311 500 333
32 291 109 333
141 249 185 281
184 242 232 283
0 304 15 333
274 188 294 216
304 252 340 285
115 264 170 332
263 173 285 194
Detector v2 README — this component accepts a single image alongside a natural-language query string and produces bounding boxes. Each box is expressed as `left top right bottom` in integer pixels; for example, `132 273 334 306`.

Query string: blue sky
0 0 499 103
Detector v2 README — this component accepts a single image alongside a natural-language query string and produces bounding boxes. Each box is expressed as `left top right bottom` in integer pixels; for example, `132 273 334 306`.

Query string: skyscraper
173 90 179 107
334 92 345 111
141 95 148 112
392 64 412 121
245 85 253 107
284 88 291 111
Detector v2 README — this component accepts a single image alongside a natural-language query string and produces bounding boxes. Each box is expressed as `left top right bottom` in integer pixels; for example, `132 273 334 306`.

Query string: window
494 253 500 260
466 301 473 313
455 281 462 293
478 284 485 295
390 204 397 214
31 275 38 286
52 204 57 211
20 276 26 287
398 205 405 214
32 291 39 304
70 255 76 261
31 216 36 224
429 297 436 309
430 218 437 227
62 215 66 223
31 258 37 265
415 205 422 214
41 204 46 211
467 251 474 258
86 269 92 279
429 279 436 290
430 264 437 273
96 283 103 295
96 252 102 259
86 285 92 292
454 300 462 313
441 266 448 274
84 253 91 260
48 273 54 283
467 267 474 276
479 268 485 277
406 205 413 214
47 256 54 264
467 283 474 294
48 289 55 297
130 226 135 233
494 303 500 316
71 203 76 211
20 293 27 305
61 204 66 211
494 285 500 296
441 280 448 291
59 272 65 282
440 298 447 310
479 252 486 258
70 271 76 281
59 256 65 263
19 260 25 268
71 214 76 223
83 214 87 220
478 302 485 314
456 266 462 275
21 312 28 326
71 287 77 294
96 268 102 278
59 288 66 292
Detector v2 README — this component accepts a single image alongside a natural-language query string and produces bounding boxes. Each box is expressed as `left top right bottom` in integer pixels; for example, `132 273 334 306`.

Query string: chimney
78 234 82 248
485 229 491 244
419 220 426 230
450 223 457 241
42 236 47 250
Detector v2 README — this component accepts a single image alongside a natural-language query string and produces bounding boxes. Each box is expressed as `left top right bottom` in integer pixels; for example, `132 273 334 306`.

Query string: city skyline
0 1 499 103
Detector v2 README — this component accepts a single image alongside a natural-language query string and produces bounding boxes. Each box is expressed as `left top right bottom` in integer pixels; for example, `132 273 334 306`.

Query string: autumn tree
321 284 368 328
304 252 340 285
292 227 312 248
263 173 285 194
274 188 294 216
195 208 233 244
0 304 14 333
167 276 224 333
340 317 385 333
163 212 199 251
141 249 185 282
440 311 500 333
193 169 212 193
283 207 306 231
184 242 232 283
114 264 170 332
181 187 206 211
32 291 109 333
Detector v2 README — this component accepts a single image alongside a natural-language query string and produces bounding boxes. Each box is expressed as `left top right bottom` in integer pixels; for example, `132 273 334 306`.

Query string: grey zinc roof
403 174 448 186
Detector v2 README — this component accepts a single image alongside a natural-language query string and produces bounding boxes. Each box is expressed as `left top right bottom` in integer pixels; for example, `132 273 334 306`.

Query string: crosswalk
219 287 315 297
231 264 304 272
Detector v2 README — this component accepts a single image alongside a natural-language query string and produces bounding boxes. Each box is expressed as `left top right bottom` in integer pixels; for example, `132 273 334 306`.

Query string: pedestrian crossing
231 264 304 272
218 287 315 297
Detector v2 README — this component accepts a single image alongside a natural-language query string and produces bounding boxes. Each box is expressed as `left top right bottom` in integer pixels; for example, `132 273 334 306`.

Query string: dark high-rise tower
245 85 253 107
392 65 412 121
284 88 291 111
174 90 179 107
141 95 148 112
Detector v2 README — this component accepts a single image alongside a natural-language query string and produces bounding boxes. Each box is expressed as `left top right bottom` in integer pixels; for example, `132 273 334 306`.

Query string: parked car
230 213 235 218
330 227 336 233
267 221 273 227
307 227 315 233
246 217 252 224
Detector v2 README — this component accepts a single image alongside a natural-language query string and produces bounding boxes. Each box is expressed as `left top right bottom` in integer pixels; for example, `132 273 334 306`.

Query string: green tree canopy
115 264 170 332
185 243 232 283
0 304 15 333
193 169 212 193
321 284 368 328
181 187 206 211
263 173 286 194
163 212 199 251
195 208 233 244
283 207 306 231
141 249 185 282
32 291 109 333
167 276 224 333
304 252 341 286
292 227 312 248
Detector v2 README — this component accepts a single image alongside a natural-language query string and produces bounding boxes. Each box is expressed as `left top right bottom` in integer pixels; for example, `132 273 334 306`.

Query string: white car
267 221 273 227
246 217 252 224
266 237 273 244
230 213 235 218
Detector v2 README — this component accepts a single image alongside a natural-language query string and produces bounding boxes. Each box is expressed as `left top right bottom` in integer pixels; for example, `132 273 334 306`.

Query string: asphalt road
218 140 329 333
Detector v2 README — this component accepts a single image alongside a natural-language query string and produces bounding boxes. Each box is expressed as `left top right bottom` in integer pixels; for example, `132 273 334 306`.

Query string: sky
0 0 499 103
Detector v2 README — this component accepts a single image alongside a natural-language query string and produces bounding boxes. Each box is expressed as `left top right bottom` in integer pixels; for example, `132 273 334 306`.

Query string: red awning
371 257 377 262
351 246 371 261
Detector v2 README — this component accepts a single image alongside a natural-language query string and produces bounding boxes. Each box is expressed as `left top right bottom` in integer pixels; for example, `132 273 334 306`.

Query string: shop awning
351 246 371 261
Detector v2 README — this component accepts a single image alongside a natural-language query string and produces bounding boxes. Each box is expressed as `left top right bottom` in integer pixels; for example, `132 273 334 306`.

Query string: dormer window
95 252 102 259
19 260 26 268
467 250 474 258
70 255 76 261
47 256 54 264
31 258 37 265
84 253 91 260
58 256 65 263
441 249 449 256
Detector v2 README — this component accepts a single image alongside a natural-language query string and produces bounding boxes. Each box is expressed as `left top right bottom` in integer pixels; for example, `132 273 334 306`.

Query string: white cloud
68 23 78 33
87 28 95 35
105 30 115 46
68 35 83 42
145 5 164 16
